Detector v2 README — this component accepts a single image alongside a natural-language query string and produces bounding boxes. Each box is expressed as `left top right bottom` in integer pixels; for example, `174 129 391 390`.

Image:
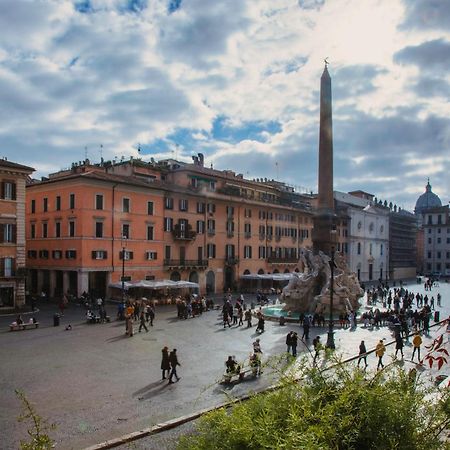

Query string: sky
0 0 449 211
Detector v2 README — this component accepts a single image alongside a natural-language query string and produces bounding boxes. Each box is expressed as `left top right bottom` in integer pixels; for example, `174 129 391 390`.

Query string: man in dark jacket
168 349 181 384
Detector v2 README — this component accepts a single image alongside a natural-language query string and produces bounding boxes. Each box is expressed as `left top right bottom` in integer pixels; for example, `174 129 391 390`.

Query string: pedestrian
375 339 386 369
302 316 310 340
286 331 293 354
161 346 171 380
253 338 262 354
291 331 298 357
256 315 265 333
357 340 368 368
437 293 441 307
395 335 404 358
168 349 181 384
138 311 148 332
232 305 239 325
412 332 422 362
312 336 322 364
238 307 244 326
245 309 252 328
148 304 155 326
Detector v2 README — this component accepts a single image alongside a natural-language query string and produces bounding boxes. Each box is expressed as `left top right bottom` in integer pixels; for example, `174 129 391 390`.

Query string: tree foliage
177 360 450 450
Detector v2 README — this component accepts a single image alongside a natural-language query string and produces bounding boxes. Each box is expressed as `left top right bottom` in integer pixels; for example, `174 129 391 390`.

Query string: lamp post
121 235 127 304
326 245 336 349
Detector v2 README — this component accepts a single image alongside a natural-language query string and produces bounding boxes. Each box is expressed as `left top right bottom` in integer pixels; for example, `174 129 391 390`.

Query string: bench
9 322 39 331
221 366 259 384
87 315 110 324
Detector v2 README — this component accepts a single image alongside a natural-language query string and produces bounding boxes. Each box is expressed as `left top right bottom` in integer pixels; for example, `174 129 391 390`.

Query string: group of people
176 295 213 319
120 300 156 337
161 347 181 384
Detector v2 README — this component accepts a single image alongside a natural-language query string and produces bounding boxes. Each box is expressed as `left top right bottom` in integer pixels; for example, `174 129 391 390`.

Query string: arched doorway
206 271 215 295
243 269 250 275
284 268 290 273
224 266 235 292
189 271 199 294
294 268 300 273
170 271 181 282
257 269 264 275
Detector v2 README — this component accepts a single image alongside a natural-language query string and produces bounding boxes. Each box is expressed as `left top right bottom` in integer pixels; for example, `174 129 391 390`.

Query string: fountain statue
281 248 363 315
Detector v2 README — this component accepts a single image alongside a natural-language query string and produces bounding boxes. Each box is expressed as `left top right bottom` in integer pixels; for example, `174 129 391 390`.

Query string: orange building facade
0 159 34 309
26 156 317 298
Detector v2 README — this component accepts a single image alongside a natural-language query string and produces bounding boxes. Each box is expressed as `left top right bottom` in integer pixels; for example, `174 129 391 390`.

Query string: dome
414 181 442 214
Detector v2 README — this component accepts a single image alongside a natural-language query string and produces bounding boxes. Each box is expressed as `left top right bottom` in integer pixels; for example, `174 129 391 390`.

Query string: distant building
335 191 389 282
414 181 449 277
26 156 316 297
0 159 34 309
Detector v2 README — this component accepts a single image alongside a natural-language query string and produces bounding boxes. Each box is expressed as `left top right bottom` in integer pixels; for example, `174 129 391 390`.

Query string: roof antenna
100 144 103 160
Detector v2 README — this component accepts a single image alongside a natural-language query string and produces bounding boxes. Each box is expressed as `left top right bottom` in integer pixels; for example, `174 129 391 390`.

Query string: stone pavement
1 281 449 450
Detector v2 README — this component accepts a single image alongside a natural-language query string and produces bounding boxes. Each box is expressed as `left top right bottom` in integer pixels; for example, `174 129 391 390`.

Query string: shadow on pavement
135 380 172 400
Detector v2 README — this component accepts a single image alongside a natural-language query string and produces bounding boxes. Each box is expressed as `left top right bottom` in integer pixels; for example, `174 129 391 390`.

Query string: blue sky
0 0 449 211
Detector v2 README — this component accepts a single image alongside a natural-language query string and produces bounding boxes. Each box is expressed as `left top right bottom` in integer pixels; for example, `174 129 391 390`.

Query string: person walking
238 307 244 326
253 338 262 354
302 316 310 340
148 304 155 326
161 346 171 380
395 335 404 358
138 310 148 333
286 331 293 355
168 349 181 384
291 331 298 357
375 339 386 369
357 340 368 368
245 309 252 328
412 332 423 362
312 336 322 364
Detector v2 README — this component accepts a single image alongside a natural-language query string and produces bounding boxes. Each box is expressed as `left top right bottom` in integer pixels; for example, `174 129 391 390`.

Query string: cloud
400 0 450 31
394 39 450 72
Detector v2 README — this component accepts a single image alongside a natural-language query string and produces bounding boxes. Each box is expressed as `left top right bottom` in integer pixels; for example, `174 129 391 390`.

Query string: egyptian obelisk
312 62 337 256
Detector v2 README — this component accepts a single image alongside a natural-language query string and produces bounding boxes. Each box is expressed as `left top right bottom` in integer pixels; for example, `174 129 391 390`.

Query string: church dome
414 180 442 214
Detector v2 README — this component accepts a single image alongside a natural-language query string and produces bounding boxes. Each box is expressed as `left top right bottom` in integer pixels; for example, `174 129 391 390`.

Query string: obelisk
312 62 337 256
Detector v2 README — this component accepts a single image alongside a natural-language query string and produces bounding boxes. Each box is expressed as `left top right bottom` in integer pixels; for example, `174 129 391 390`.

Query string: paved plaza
1 280 449 450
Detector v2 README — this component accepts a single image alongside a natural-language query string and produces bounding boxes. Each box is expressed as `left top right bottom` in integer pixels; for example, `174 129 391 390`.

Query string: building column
62 271 70 296
37 270 44 295
15 279 26 308
49 270 57 298
77 271 89 298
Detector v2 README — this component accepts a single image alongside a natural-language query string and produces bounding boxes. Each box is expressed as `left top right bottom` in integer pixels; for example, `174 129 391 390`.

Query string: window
31 200 35 214
52 250 62 259
69 221 75 237
27 250 37 259
380 244 383 256
369 243 373 256
92 250 108 260
39 250 49 259
31 224 35 239
1 223 15 243
437 252 441 259
244 245 252 259
357 242 361 255
3 257 14 276
207 243 216 258
207 203 216 214
437 238 441 244
244 208 252 218
122 198 130 213
66 250 77 259
95 222 103 238
55 222 61 238
197 202 205 214
225 244 235 258
147 225 154 241
43 198 48 212
259 246 266 259
2 181 16 200
209 181 216 190
357 221 362 230
438 215 442 225
179 199 188 211
207 219 215 234
165 245 171 260
427 251 432 259
41 223 48 238
447 238 450 244
120 250 133 260
226 206 234 217
438 228 441 234
428 228 431 234
56 196 61 211
146 251 158 260
147 201 154 215
196 220 205 234
122 224 130 239
428 215 432 225
164 217 173 232
165 197 174 210
69 193 75 209
96 194 104 210
191 178 198 188
428 238 432 244
227 220 235 236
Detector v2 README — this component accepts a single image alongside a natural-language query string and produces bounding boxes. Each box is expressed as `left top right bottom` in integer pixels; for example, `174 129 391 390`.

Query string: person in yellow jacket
375 339 386 369
412 332 423 362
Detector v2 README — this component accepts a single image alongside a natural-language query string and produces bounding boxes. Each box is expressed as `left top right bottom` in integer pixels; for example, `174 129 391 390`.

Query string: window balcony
163 259 209 269
172 224 196 241
225 257 239 265
267 256 298 264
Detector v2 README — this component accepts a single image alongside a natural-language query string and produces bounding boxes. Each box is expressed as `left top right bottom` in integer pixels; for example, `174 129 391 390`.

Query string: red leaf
438 359 444 370
437 348 449 356
436 335 443 348
429 358 434 368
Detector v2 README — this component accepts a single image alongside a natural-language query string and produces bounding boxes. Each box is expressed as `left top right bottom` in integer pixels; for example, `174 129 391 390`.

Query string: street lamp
121 235 127 303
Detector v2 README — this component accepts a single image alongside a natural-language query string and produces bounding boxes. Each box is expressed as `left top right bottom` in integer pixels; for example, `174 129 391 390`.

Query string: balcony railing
227 231 234 238
163 259 209 269
244 232 251 239
267 256 299 264
172 224 196 241
225 257 239 265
